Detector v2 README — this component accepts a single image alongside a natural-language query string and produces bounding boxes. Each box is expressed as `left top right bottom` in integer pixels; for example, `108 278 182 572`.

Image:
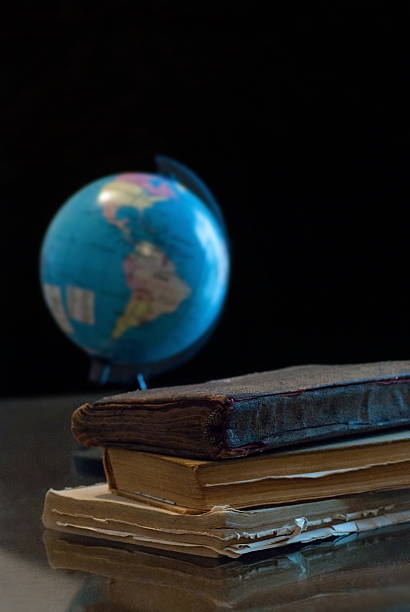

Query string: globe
40 160 230 382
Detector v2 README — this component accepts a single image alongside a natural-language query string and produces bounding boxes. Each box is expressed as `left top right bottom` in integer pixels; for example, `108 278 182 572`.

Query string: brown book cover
103 430 410 510
72 361 410 459
42 483 410 557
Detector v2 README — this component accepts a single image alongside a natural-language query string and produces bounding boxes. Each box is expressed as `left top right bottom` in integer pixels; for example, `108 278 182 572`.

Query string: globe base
89 358 147 388
72 447 104 477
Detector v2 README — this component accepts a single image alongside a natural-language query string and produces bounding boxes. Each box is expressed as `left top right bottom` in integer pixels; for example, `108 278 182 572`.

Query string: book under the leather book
103 430 410 511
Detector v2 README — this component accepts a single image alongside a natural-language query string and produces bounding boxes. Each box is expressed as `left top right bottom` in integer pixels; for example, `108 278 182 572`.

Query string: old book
44 525 410 612
104 430 410 510
71 360 410 459
42 483 410 557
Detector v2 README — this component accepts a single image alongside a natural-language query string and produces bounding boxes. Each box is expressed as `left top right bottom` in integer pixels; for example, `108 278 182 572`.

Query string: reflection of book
71 361 410 459
44 525 410 611
103 430 410 511
42 483 410 558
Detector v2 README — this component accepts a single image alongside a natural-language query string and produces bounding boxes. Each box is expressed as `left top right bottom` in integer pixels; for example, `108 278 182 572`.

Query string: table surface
2 395 410 612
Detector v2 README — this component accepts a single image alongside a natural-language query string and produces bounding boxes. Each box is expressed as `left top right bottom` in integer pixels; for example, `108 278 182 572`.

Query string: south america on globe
40 157 230 382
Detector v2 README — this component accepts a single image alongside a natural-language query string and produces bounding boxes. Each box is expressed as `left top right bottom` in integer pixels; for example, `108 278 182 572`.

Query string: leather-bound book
72 361 410 459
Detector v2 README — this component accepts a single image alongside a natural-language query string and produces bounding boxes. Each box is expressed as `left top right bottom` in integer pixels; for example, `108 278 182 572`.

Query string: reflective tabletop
2 395 410 611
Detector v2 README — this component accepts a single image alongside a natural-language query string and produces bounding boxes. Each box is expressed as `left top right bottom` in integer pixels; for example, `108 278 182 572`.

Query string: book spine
71 401 229 459
103 448 117 490
220 380 410 458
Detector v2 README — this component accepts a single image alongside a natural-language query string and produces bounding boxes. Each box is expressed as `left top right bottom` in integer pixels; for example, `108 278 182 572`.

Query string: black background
1 3 409 397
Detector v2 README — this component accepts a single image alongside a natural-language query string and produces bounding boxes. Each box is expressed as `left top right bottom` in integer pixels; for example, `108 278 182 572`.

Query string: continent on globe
98 173 179 241
112 241 191 339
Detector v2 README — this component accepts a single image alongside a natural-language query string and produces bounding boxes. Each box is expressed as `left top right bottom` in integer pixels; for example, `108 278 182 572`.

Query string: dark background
1 4 409 397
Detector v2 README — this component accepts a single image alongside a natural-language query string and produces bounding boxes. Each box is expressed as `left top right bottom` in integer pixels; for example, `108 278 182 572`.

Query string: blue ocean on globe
40 171 230 374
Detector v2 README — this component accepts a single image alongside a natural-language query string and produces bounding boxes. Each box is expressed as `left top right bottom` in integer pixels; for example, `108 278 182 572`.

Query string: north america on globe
98 173 177 241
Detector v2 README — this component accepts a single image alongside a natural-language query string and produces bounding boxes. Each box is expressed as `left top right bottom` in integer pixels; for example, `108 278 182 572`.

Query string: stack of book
43 360 410 557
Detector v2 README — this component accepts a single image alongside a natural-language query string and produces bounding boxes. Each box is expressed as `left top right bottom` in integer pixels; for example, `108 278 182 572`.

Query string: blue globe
40 170 230 379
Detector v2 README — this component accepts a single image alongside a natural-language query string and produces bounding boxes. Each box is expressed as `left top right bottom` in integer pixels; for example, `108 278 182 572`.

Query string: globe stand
89 358 148 389
72 446 105 478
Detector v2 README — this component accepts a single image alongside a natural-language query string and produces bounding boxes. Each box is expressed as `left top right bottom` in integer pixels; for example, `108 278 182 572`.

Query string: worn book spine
103 447 207 507
72 379 410 459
